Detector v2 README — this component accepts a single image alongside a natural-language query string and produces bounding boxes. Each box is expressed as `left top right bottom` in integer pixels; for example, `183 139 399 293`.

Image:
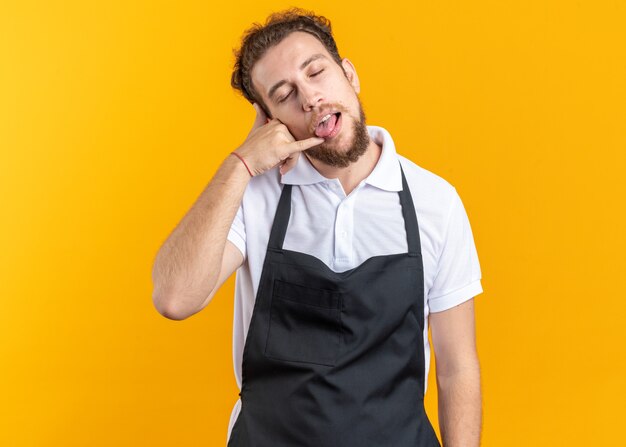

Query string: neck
305 137 382 196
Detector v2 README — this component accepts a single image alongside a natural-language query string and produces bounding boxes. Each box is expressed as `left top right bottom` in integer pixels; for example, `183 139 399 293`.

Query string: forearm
436 364 482 447
152 153 250 318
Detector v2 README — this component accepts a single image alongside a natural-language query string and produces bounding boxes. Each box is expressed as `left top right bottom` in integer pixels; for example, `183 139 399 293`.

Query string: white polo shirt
225 125 483 443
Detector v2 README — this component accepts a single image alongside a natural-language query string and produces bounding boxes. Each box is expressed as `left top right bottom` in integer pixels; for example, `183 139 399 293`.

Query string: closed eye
278 70 325 103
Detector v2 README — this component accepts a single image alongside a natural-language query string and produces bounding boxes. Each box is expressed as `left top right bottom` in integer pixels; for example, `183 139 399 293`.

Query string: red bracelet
231 151 254 177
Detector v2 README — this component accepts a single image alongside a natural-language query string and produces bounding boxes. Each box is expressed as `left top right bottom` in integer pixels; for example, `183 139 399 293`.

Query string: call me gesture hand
233 103 324 177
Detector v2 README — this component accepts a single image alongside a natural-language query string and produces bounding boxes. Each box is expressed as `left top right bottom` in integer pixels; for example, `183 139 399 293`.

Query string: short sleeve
227 202 247 262
428 188 483 312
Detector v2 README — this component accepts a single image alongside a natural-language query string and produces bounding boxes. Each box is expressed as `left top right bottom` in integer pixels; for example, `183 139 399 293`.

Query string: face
251 31 370 168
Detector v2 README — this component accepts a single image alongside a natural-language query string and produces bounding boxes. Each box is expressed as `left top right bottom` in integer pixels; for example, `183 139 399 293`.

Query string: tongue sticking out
315 113 338 138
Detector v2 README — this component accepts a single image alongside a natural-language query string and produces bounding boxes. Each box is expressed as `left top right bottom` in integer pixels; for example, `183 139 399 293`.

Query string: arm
429 298 482 446
151 103 324 320
151 155 250 320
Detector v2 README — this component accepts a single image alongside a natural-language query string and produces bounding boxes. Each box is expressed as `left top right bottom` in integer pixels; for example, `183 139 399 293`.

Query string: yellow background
1 1 624 445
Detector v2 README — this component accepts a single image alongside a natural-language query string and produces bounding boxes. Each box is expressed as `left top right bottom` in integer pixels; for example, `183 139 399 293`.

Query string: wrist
231 151 254 177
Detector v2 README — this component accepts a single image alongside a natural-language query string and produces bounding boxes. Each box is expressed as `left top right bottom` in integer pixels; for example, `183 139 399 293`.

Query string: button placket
334 198 354 263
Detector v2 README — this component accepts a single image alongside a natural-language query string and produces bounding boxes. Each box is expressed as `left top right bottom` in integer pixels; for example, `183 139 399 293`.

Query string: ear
258 101 273 120
250 74 274 119
341 58 360 94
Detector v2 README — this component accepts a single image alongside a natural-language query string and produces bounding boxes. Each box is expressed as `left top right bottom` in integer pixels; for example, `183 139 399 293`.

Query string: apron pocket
264 279 342 367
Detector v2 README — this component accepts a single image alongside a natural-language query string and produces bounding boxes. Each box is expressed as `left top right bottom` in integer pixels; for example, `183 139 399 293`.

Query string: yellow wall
1 1 624 445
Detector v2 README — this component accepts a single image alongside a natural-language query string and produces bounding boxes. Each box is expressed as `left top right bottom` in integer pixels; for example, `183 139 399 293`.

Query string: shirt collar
280 125 402 192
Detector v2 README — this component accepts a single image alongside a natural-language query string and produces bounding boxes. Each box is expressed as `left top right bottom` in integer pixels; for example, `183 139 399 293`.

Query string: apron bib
228 162 441 446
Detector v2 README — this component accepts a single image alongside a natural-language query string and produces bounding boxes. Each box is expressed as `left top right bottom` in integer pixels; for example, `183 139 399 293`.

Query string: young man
152 8 483 447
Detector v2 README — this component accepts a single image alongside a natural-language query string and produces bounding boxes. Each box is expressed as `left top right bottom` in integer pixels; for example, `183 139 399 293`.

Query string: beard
304 96 370 168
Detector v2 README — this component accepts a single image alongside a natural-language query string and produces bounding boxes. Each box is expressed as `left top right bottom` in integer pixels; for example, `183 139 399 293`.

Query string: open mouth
315 112 342 139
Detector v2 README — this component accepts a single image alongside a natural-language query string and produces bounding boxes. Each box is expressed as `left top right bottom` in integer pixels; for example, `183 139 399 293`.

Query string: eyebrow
267 53 327 102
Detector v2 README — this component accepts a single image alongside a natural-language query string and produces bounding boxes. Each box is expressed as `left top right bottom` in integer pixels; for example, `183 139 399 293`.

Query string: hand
234 103 324 177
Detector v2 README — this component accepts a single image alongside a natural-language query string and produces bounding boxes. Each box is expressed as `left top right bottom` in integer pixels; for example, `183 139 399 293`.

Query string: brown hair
231 7 345 118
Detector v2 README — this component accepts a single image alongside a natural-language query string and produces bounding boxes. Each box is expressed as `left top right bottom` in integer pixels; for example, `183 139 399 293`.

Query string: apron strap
268 182 292 252
398 162 422 257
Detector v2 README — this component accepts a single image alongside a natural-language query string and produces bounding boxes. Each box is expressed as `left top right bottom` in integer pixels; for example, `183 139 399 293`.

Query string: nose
301 85 324 112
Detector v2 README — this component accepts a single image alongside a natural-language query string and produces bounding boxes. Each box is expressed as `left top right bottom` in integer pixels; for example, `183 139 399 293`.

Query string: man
152 8 483 447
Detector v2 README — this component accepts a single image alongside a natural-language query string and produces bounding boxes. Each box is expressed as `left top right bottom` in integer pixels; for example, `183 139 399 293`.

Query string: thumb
251 103 268 130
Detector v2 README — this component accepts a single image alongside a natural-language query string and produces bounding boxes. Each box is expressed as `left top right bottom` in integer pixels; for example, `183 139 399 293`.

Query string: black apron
228 162 441 446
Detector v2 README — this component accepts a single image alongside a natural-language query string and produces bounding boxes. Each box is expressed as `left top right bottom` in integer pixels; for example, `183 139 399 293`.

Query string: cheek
279 117 311 139
297 120 313 138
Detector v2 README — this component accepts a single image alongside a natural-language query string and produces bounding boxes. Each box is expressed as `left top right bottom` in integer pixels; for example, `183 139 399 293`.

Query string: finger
251 103 268 130
279 153 301 175
286 136 325 153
